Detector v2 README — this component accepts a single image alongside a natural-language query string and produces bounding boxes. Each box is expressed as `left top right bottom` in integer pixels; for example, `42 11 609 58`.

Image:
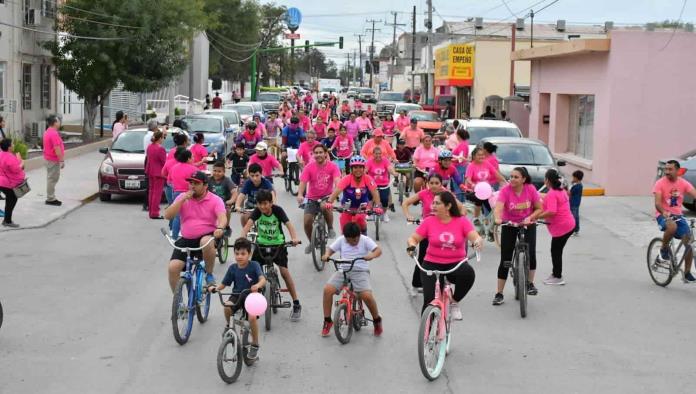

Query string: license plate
124 180 140 189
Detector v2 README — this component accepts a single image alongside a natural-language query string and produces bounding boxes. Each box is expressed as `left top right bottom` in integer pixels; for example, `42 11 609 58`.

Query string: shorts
377 186 390 207
252 244 289 268
657 215 690 239
303 199 329 215
170 234 213 262
340 211 367 232
327 270 372 293
414 169 428 179
226 292 249 316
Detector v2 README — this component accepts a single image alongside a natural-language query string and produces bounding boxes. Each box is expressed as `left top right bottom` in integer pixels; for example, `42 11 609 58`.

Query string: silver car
657 148 696 211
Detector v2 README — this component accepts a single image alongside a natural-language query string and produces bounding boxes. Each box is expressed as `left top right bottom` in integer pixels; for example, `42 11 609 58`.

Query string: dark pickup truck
422 95 456 117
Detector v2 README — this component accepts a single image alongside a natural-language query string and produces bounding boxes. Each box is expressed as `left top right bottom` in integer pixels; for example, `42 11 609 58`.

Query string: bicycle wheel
172 278 194 345
647 237 674 286
289 164 299 196
352 299 363 331
397 177 405 205
242 329 256 366
217 236 229 264
311 220 326 271
418 305 447 381
333 302 353 344
264 280 272 331
516 250 528 319
374 214 380 241
195 270 211 323
217 330 243 384
0 300 3 331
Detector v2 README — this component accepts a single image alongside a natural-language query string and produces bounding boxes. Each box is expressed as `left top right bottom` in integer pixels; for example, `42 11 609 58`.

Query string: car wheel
99 192 111 202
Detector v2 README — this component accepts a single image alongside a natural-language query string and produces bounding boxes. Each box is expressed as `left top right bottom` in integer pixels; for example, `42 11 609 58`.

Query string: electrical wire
0 20 131 40
205 30 261 50
660 0 688 51
4 0 141 29
501 0 519 18
208 38 257 63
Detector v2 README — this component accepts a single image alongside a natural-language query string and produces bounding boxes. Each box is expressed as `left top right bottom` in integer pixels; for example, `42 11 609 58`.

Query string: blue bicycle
161 228 215 345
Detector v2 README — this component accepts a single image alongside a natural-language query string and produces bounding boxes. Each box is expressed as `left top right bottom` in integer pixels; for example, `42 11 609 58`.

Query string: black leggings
551 230 574 278
411 238 428 288
0 187 17 224
420 260 476 313
466 192 491 212
498 225 537 280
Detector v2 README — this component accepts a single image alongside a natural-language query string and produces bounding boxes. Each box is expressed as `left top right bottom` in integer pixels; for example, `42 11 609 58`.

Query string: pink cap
372 128 384 137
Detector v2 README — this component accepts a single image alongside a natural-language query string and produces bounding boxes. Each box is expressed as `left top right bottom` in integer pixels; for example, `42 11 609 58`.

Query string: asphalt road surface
1 191 694 393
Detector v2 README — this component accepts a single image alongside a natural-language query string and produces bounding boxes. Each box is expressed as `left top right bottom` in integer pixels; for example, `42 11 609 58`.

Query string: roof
465 119 520 128
479 136 546 145
511 38 610 61
437 21 640 41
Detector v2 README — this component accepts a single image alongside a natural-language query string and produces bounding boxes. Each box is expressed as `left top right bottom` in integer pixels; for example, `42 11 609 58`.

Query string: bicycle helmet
247 121 257 130
290 116 300 124
438 150 453 160
349 155 367 167
255 141 268 151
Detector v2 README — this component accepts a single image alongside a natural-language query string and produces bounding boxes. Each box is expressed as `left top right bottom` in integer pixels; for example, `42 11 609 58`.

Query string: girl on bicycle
491 167 543 306
381 113 396 145
328 113 342 134
330 125 354 175
465 147 507 220
365 146 397 223
407 191 483 319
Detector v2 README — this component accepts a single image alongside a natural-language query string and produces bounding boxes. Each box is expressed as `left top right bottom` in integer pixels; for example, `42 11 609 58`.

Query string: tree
651 19 689 28
46 0 209 141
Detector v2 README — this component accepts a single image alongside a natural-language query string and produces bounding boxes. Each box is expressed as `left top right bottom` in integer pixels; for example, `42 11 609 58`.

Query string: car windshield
250 103 263 112
396 105 422 113
111 132 145 153
496 144 555 166
680 148 696 161
182 117 221 133
257 93 281 101
204 111 239 125
326 88 336 92
163 133 178 150
410 112 440 121
359 88 374 93
467 127 521 144
380 92 404 101
225 105 254 116
437 96 454 106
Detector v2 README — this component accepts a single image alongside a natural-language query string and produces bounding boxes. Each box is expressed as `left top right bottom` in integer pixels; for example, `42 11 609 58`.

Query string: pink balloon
474 182 492 200
488 191 499 207
244 292 267 316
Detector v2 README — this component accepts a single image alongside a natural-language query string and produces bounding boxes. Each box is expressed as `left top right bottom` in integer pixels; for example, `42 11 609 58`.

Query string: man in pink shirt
360 129 396 161
343 113 360 141
43 115 65 206
401 119 425 150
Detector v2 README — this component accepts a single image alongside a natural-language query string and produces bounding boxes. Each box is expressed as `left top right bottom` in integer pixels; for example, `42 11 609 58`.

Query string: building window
22 64 32 110
41 65 51 109
567 95 594 159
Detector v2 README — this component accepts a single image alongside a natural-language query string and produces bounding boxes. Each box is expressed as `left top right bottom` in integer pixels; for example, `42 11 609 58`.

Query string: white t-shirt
143 131 153 152
329 235 378 271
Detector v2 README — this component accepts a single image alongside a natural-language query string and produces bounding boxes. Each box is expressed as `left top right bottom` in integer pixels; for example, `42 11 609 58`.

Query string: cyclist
492 167 543 305
241 190 303 321
208 160 238 232
164 148 198 239
343 113 360 143
320 222 383 337
339 100 352 121
248 142 283 183
451 128 470 200
412 134 439 193
360 129 396 161
356 111 373 144
395 110 411 134
313 117 327 140
226 142 249 186
325 156 383 235
650 160 696 281
330 125 354 175
394 138 413 164
234 163 276 227
328 113 342 133
465 147 507 221
163 132 189 204
381 113 396 145
236 122 263 155
297 130 321 167
482 142 501 190
407 191 483 319
321 127 337 150
297 144 341 253
401 118 425 152
353 98 363 113
317 105 330 125
264 112 284 157
430 150 464 191
165 171 226 292
252 114 267 136
282 116 306 170
209 237 265 360
365 146 397 222
297 110 312 132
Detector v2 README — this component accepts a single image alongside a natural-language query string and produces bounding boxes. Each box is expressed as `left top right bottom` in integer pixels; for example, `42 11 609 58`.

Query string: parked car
223 103 255 123
97 129 185 201
376 91 407 117
422 94 456 117
180 114 234 159
356 87 376 103
392 103 423 123
202 109 242 136
347 88 359 99
464 119 523 153
256 92 282 113
657 148 696 211
480 137 566 189
246 101 266 120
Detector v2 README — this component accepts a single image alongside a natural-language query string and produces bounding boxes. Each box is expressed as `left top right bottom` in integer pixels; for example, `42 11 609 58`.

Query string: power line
207 38 257 63
661 0 688 50
3 0 143 29
501 0 519 18
0 20 131 40
205 30 261 49
61 14 142 29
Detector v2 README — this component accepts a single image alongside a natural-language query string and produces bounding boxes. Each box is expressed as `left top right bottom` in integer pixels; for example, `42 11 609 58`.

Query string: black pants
411 238 428 288
498 225 537 280
420 260 476 313
466 192 491 212
0 187 17 224
551 230 574 278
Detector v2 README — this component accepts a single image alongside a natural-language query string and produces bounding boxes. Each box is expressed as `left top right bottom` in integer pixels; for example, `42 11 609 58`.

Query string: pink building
512 31 696 195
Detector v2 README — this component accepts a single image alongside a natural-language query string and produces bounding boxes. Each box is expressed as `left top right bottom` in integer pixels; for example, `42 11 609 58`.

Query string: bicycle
500 222 535 318
0 298 3 331
161 228 216 345
302 197 331 271
283 147 300 196
367 196 384 241
326 258 371 344
409 250 480 381
394 162 414 205
212 289 256 384
215 227 231 265
252 241 299 331
647 215 695 286
331 203 378 236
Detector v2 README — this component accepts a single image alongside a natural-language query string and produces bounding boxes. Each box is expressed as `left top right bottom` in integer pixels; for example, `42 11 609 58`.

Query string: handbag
13 178 30 198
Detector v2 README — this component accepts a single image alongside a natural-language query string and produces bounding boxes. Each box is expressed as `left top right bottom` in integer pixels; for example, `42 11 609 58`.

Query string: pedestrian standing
112 111 126 141
233 90 241 104
145 130 167 219
569 170 584 236
204 94 211 110
0 115 6 140
142 120 161 212
212 92 223 109
43 115 64 206
0 138 26 227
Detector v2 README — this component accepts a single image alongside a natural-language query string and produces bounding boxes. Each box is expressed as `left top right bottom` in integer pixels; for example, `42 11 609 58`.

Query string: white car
393 103 423 123
462 119 524 154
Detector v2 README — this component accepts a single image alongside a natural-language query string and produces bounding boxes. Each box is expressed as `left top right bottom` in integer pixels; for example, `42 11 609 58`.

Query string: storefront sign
435 43 475 87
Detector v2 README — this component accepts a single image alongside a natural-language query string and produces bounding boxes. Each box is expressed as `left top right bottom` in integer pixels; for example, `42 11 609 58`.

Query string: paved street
1 188 695 393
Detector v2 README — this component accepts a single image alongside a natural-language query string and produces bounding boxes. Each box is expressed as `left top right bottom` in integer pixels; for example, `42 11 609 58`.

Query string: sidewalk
0 149 107 232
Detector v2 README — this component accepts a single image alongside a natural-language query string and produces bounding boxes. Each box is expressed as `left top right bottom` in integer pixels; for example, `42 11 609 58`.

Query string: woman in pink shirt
412 134 439 193
381 113 396 145
365 146 397 222
296 130 321 167
111 111 126 141
328 114 342 134
482 142 501 189
313 118 327 139
169 148 198 238
465 147 507 219
317 106 330 124
529 169 575 285
145 131 167 219
407 191 483 316
190 133 209 170
0 139 26 227
492 167 543 305
253 114 267 136
331 126 354 174
395 110 411 132
451 128 470 200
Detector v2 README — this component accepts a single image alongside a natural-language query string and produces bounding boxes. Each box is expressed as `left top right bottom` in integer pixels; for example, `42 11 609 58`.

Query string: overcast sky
269 0 693 66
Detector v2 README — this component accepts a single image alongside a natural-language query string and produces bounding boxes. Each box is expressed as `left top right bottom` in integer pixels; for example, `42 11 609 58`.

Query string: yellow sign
435 43 475 87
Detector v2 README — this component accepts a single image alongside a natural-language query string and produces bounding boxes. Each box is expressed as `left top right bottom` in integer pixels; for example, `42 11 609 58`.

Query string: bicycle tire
398 179 405 205
333 303 353 344
517 250 528 319
289 164 299 196
647 237 674 287
311 220 326 271
0 300 3 331
217 236 229 264
511 250 519 301
352 299 363 331
217 330 243 384
374 214 380 241
264 280 272 331
195 269 211 323
172 278 194 345
418 305 447 381
272 287 280 314
242 329 256 366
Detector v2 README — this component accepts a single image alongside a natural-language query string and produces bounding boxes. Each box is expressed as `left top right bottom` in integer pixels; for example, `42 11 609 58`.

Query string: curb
23 139 111 172
0 191 99 233
583 188 605 196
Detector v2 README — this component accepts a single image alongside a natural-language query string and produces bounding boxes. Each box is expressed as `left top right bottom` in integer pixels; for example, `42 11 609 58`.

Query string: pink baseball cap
372 129 384 137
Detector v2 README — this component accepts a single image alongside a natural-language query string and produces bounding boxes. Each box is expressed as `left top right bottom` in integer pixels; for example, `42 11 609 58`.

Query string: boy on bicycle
226 142 249 186
209 160 237 233
240 190 303 321
210 237 266 360
320 222 383 337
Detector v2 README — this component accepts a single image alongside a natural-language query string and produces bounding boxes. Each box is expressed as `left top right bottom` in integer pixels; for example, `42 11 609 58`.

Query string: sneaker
389 203 395 213
527 282 538 295
247 344 259 360
1 222 19 228
45 199 62 206
290 303 302 321
684 272 696 283
304 245 312 254
373 317 383 336
492 293 504 305
382 213 390 223
658 247 671 262
449 303 463 320
328 228 336 239
543 275 565 285
206 273 216 287
321 320 333 337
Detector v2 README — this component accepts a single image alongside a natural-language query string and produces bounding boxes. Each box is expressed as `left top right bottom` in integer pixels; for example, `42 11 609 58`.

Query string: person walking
43 115 64 206
145 130 167 219
212 92 223 109
111 111 126 141
0 138 26 227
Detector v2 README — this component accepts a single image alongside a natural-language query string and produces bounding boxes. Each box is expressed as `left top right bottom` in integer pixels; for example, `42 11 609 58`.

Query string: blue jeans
454 166 467 202
171 191 182 238
164 183 173 205
570 206 580 233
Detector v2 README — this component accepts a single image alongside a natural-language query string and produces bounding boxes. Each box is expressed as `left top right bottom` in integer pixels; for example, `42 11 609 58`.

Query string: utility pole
385 12 406 91
411 6 416 100
425 0 433 105
352 50 357 84
354 34 364 86
530 10 535 48
366 19 382 88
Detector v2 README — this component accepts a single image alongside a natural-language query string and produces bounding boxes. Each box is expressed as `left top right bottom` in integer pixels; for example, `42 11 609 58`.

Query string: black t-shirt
250 205 289 245
226 152 249 172
208 176 236 202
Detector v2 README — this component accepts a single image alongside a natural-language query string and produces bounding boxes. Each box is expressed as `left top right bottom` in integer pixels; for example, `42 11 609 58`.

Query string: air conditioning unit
556 20 566 32
516 18 525 31
27 9 41 26
474 17 484 29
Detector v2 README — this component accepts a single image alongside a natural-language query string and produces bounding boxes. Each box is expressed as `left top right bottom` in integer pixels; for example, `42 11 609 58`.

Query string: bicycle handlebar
212 289 251 307
160 227 217 251
327 257 366 272
406 218 422 225
409 254 479 277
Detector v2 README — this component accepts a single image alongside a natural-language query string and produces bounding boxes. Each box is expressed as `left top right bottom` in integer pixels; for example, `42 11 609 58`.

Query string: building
512 30 696 195
0 0 59 141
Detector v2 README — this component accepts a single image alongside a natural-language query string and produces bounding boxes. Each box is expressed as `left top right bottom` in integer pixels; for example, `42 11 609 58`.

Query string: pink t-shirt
413 146 439 171
248 153 281 177
0 151 25 188
42 127 64 162
313 122 327 139
297 141 320 164
486 154 500 184
299 160 341 200
328 120 342 132
395 117 410 131
112 122 126 141
170 162 198 192
445 134 459 151
343 120 360 140
176 191 226 239
498 184 540 223
356 117 373 131
452 141 469 169
543 188 576 237
190 143 208 170
365 158 391 186
466 161 497 184
299 116 311 132
402 127 425 148
382 120 396 136
332 135 354 158
418 189 437 217
653 177 694 217
415 216 475 264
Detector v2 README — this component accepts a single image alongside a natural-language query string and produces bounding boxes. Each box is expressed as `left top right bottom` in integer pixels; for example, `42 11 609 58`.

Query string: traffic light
339 36 344 49
305 40 309 53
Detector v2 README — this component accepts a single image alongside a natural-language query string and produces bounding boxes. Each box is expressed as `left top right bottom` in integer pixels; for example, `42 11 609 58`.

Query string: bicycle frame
162 228 216 302
330 258 369 324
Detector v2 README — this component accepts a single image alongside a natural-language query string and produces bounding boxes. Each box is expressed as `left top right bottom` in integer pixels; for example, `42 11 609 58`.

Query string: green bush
12 138 28 159
174 107 182 116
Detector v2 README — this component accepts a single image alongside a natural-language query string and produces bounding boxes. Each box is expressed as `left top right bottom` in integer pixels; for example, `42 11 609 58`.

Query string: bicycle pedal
282 301 292 308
